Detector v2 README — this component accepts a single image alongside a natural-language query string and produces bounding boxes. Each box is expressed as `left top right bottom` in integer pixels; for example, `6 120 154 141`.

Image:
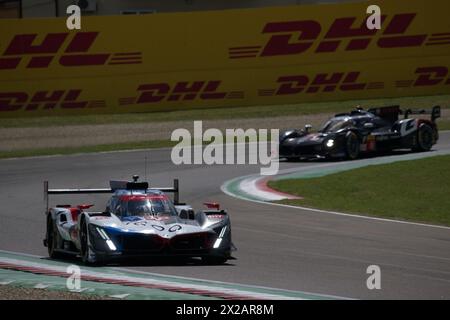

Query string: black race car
279 105 440 160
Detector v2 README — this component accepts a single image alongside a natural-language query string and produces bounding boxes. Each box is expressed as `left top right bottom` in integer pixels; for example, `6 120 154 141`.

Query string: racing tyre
80 219 99 265
47 216 63 259
414 124 434 152
345 131 360 160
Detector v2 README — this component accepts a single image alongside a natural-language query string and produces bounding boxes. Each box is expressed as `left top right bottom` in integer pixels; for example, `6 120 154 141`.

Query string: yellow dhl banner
0 0 449 117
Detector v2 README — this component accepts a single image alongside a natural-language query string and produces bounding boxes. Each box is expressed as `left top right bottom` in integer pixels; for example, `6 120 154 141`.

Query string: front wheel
345 132 360 160
79 219 99 265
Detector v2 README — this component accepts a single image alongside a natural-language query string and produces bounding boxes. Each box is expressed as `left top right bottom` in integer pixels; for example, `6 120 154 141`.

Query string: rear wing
403 105 441 122
367 105 441 123
44 178 180 213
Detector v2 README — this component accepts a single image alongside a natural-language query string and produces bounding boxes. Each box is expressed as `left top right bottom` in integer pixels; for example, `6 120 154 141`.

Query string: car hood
89 214 209 238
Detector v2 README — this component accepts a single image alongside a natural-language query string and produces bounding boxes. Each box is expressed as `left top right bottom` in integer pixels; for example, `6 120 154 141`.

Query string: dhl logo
0 32 142 70
412 66 450 87
1 66 448 113
119 80 244 106
266 71 366 96
259 66 450 97
229 13 450 59
0 89 105 112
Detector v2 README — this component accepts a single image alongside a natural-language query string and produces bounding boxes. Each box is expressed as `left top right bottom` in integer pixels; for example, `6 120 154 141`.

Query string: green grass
268 155 450 226
1 94 448 128
0 140 177 159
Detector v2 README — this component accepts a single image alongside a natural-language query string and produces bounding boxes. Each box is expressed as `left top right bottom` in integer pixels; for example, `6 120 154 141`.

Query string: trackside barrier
0 0 449 117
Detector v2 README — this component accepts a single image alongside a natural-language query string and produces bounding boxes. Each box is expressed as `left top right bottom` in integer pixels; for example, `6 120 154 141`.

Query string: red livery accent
204 202 220 210
70 208 81 222
77 204 94 210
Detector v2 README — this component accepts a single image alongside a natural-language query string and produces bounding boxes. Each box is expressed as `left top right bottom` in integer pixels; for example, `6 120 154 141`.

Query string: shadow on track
40 255 235 268
279 149 436 163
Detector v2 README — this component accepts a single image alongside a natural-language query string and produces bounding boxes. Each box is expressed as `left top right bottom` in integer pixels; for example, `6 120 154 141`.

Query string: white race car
44 176 235 265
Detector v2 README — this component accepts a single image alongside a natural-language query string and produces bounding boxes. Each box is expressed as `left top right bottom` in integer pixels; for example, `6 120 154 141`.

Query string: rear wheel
345 132 360 160
413 124 434 152
47 217 63 259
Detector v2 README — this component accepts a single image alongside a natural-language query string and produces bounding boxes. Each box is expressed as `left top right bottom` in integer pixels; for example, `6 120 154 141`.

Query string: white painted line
221 183 450 231
0 249 348 300
222 145 450 230
109 293 130 299
34 283 51 289
114 267 349 300
0 257 306 300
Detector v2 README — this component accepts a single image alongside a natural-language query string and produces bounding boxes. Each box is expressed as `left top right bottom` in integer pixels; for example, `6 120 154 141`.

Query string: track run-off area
1 132 450 299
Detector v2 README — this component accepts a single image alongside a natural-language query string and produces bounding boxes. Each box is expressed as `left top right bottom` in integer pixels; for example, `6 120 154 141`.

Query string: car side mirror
304 124 312 133
363 122 375 129
179 209 195 220
179 209 188 219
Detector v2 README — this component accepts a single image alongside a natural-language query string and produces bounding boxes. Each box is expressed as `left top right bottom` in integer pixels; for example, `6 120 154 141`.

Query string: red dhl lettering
0 32 142 70
414 66 450 86
273 71 366 95
229 13 436 59
262 67 450 96
135 81 227 104
0 90 89 112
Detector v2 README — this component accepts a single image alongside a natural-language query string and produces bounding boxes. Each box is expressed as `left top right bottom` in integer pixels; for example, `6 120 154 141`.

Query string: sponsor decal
129 80 239 105
229 13 449 59
0 89 103 112
0 32 142 70
1 65 448 113
260 71 366 96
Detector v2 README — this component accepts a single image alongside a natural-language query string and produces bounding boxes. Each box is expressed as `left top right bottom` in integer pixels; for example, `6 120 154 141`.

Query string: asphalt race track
1 132 450 299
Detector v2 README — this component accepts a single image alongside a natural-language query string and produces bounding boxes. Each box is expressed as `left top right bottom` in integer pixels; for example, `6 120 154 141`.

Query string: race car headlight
213 238 222 249
89 225 117 251
106 240 117 251
325 139 335 148
213 226 227 249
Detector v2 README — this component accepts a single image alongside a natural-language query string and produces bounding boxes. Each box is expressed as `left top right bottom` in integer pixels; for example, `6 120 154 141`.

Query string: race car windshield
319 118 354 133
125 198 177 218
